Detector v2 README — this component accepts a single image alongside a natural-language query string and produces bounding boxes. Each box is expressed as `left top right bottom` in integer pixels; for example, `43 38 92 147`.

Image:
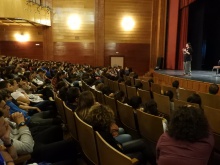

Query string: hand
110 123 119 137
1 121 11 144
34 107 41 112
10 112 25 125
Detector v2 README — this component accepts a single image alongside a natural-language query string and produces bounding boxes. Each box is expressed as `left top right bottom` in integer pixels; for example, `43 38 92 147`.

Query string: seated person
65 87 80 112
114 91 129 104
0 111 17 164
163 90 174 112
0 95 78 163
187 93 202 109
0 89 60 127
143 100 167 132
85 104 156 165
156 105 214 165
209 83 219 95
76 91 132 144
172 80 180 99
128 96 142 111
0 97 34 155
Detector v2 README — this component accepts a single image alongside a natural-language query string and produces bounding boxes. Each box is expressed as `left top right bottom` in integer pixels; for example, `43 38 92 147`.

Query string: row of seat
56 77 220 163
54 93 153 164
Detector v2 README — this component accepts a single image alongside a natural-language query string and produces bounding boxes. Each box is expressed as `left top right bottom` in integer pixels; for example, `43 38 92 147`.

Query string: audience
143 100 167 132
187 93 202 109
65 87 81 111
156 106 214 165
0 56 218 165
86 104 156 165
209 83 219 95
163 90 174 112
172 80 180 99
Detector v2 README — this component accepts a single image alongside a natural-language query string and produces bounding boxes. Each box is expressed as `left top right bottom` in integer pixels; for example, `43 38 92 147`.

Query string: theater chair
95 131 139 165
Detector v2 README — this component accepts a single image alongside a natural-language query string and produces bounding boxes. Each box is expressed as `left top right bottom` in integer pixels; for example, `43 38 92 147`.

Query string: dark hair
135 81 143 89
129 96 142 109
101 86 113 96
0 89 11 100
172 80 179 89
66 87 80 103
77 91 95 112
58 86 69 101
168 106 209 142
209 83 219 95
56 81 67 92
76 91 95 120
114 91 125 103
0 81 9 89
0 109 3 118
164 90 174 101
14 77 22 84
125 80 131 86
144 99 159 116
187 93 202 106
37 68 46 74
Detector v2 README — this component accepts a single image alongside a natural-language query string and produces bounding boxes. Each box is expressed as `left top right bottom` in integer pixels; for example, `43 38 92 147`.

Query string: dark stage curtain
177 0 197 70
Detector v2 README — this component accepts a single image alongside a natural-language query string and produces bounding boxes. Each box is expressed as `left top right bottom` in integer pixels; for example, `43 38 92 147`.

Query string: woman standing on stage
183 43 193 76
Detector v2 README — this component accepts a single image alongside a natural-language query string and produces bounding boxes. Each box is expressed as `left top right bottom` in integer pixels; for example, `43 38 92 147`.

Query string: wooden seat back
74 112 99 165
95 131 139 165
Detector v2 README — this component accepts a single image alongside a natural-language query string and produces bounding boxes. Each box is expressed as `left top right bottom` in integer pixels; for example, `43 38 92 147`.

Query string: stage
155 70 220 84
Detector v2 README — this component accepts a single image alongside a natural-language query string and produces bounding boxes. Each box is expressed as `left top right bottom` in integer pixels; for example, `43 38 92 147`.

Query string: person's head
172 80 179 89
86 104 115 133
56 71 66 80
186 42 191 48
0 94 10 118
148 78 154 87
187 93 202 106
144 100 159 116
58 86 69 101
8 79 19 91
84 78 95 87
95 83 104 92
164 90 174 101
209 83 219 95
101 86 113 96
36 68 46 75
66 87 80 103
77 91 95 111
117 77 124 83
135 81 143 89
125 80 131 86
56 81 68 92
14 77 25 87
129 96 142 109
114 91 126 103
0 80 10 90
168 105 209 142
0 89 12 102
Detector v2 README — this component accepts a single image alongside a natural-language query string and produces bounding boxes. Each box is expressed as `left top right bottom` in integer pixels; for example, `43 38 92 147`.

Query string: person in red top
156 105 214 165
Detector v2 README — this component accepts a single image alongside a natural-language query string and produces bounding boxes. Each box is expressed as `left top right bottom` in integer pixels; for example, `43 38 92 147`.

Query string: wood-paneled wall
105 43 150 75
0 0 168 76
53 0 95 42
105 0 152 43
0 41 43 60
0 26 43 41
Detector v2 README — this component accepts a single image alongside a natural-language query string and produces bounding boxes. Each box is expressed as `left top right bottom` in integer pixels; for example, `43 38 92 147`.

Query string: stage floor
155 70 220 84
